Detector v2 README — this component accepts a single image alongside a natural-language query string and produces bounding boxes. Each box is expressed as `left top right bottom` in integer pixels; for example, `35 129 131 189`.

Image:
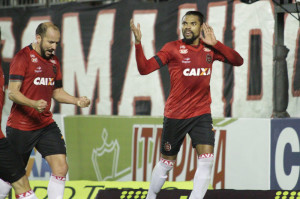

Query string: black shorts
6 122 66 166
0 138 26 183
161 114 215 156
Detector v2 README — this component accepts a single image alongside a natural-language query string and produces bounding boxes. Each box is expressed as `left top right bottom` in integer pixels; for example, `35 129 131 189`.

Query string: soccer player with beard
0 28 38 199
4 22 90 199
130 11 243 199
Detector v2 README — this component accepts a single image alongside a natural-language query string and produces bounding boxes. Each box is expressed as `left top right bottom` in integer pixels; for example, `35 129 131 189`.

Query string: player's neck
32 43 42 56
191 37 200 45
191 39 200 48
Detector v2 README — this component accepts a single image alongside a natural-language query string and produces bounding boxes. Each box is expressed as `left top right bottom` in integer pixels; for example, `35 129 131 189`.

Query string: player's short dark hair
183 11 205 25
36 22 59 38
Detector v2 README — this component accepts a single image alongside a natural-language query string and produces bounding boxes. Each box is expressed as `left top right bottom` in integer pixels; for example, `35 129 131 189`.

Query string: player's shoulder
162 40 182 49
166 39 181 46
14 45 31 59
200 41 216 52
11 46 31 65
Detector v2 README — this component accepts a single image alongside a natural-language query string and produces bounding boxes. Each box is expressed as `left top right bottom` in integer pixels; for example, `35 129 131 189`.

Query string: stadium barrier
6 181 299 199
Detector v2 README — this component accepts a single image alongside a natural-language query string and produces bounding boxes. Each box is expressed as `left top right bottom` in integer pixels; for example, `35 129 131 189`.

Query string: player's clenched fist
34 99 47 113
76 96 90 108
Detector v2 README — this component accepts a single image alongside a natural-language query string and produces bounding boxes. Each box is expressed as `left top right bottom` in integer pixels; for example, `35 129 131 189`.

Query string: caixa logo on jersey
183 68 211 76
270 119 300 190
33 77 55 86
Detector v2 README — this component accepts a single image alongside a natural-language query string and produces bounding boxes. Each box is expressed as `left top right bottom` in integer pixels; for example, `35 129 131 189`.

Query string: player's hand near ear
200 23 217 46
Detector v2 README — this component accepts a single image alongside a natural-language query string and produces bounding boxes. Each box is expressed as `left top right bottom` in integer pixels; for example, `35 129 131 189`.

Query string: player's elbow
7 89 16 101
234 57 244 67
137 66 150 75
138 70 149 75
237 57 244 66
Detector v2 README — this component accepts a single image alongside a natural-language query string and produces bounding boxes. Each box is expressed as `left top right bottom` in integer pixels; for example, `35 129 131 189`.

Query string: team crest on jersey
206 54 212 63
182 57 191 64
50 59 57 64
203 47 211 52
31 58 38 63
30 54 38 63
179 45 188 54
164 142 171 151
34 66 42 73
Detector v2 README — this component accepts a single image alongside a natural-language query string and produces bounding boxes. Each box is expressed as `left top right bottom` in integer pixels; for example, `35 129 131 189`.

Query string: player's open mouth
184 31 192 37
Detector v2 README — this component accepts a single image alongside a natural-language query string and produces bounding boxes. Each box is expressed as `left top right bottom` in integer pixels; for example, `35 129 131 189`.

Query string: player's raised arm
201 23 243 66
130 19 141 45
130 19 160 75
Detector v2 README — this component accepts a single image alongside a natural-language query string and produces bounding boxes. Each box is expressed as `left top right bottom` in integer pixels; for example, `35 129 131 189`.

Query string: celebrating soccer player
130 11 243 199
4 22 90 199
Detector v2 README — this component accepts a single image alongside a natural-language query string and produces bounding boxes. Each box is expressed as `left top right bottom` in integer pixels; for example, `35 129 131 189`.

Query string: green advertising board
64 116 237 181
64 116 164 181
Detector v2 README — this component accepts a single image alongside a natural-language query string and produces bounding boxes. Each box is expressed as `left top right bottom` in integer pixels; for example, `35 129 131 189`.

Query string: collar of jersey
28 44 54 64
180 39 204 52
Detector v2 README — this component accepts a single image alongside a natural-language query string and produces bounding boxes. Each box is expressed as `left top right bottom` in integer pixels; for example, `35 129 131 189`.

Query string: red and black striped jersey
135 39 243 119
7 45 62 131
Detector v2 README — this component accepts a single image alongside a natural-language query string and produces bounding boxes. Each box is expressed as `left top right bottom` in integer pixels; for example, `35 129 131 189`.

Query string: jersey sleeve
9 51 28 81
155 43 172 66
212 41 244 66
135 43 160 75
135 42 172 75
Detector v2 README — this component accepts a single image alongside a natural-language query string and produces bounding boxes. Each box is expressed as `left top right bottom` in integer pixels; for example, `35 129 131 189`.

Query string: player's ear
200 26 205 39
36 34 42 44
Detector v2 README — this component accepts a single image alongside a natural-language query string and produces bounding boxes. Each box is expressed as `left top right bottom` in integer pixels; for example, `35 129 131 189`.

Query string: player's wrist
74 97 80 106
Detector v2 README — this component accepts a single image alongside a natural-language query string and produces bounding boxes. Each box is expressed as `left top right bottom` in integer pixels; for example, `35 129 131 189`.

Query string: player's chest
176 48 213 67
27 57 57 78
172 49 213 77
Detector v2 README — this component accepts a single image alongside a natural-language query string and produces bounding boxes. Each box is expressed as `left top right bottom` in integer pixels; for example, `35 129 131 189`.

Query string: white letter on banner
0 18 15 60
232 1 274 117
21 17 50 48
207 3 227 117
61 11 114 115
275 127 300 189
285 14 300 117
118 11 164 116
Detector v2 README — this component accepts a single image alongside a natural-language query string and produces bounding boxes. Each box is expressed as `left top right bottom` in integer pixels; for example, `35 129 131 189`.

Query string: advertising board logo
92 128 130 181
271 119 300 190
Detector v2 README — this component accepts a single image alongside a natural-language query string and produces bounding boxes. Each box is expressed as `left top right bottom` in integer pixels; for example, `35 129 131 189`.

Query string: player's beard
182 30 199 45
40 40 53 60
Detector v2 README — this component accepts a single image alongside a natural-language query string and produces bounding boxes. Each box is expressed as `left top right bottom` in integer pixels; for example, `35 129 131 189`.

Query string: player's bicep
7 80 22 101
52 87 62 99
8 80 22 92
